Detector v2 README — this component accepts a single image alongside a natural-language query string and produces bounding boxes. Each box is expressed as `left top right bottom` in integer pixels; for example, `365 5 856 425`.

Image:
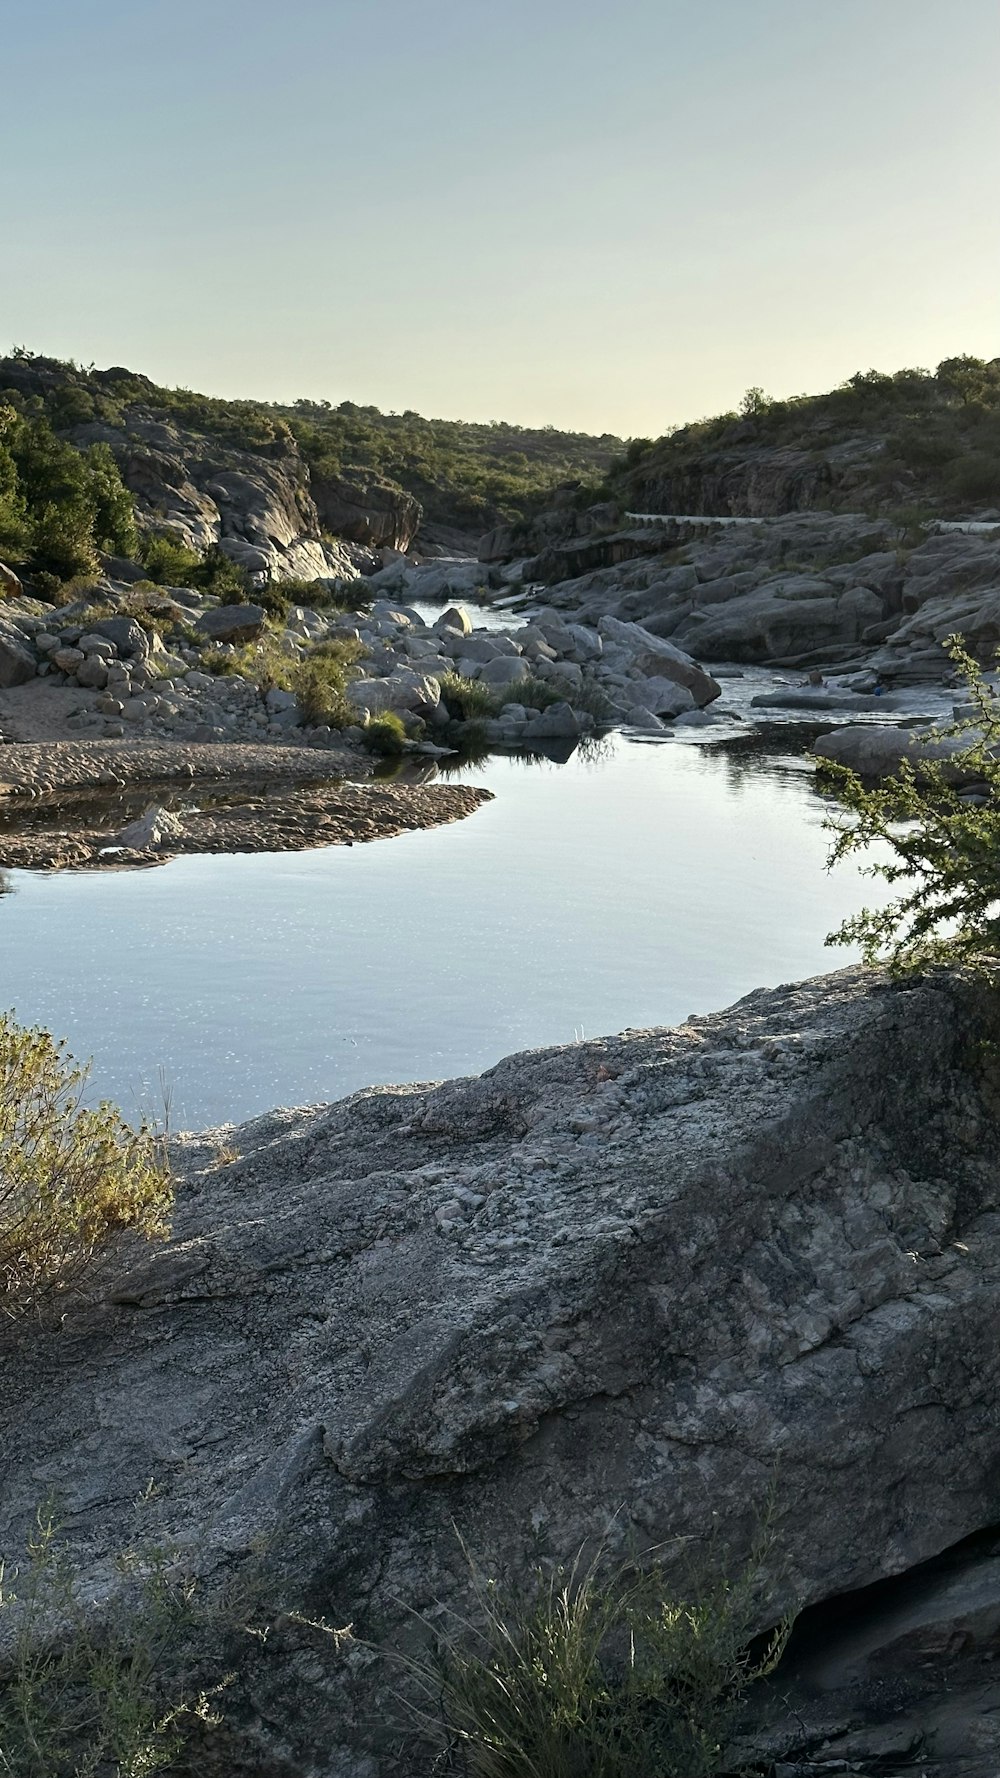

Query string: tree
825 636 1000 977
739 386 770 419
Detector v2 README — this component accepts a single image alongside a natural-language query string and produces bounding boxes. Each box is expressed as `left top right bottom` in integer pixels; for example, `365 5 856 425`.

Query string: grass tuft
363 712 409 755
438 671 505 722
394 1531 790 1778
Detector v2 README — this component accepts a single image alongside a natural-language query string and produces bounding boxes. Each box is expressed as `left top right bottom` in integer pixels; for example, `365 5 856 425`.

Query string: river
0 714 895 1129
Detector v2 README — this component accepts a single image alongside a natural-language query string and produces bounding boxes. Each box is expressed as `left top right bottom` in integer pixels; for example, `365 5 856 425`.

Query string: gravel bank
0 738 365 797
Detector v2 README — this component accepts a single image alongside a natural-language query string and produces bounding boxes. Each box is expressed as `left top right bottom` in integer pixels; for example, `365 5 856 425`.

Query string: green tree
825 636 1000 977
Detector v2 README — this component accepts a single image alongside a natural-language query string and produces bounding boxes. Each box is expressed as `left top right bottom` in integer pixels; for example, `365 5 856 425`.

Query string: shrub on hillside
293 638 362 728
142 535 250 600
0 407 137 579
0 1014 171 1319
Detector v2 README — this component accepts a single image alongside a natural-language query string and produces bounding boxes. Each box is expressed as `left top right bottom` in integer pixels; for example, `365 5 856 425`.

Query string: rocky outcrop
812 722 992 781
0 355 359 585
620 434 883 518
194 603 267 644
84 414 357 584
493 510 1000 677
310 469 422 552
3 968 1000 1774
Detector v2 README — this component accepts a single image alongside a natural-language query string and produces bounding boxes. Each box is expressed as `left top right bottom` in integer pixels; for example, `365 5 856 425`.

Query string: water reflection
0 729 893 1128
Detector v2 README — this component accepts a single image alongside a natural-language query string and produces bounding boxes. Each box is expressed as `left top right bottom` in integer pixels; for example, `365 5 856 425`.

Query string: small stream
0 717 897 1130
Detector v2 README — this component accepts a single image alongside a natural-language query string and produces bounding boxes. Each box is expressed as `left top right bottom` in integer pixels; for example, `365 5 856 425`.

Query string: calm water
0 729 891 1130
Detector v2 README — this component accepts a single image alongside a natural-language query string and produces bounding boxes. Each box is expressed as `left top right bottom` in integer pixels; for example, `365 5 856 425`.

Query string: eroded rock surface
3 968 1000 1773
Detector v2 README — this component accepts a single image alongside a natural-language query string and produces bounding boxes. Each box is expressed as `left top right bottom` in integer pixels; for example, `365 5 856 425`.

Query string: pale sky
3 0 998 436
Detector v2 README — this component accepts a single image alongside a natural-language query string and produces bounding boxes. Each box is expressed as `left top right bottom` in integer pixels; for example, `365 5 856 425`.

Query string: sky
3 0 999 436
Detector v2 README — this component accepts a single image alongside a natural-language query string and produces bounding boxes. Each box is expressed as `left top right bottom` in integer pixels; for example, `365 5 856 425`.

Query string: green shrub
0 1507 223 1777
0 1014 171 1320
0 407 138 581
825 635 1000 976
948 454 1000 502
398 1535 789 1778
142 536 250 601
516 674 562 711
251 583 291 621
438 670 504 721
363 711 408 755
140 534 203 586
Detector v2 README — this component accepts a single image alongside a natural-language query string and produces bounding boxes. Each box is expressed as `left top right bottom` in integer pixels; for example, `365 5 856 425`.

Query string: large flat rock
3 967 1000 1773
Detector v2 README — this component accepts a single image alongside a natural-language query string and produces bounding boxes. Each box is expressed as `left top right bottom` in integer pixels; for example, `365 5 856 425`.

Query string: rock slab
3 968 1000 1775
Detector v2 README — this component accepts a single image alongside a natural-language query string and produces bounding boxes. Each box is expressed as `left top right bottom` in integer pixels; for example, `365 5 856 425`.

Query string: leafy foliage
398 1534 789 1778
437 671 505 722
291 637 363 727
0 1013 171 1319
286 402 622 532
0 405 137 580
140 535 250 601
825 636 1000 976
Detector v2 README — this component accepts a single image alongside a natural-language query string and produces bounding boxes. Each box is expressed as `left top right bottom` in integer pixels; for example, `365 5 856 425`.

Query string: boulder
4 971 1000 1776
75 656 109 690
478 656 531 690
195 605 267 644
92 616 151 659
52 647 85 673
812 723 984 781
597 615 721 705
0 628 37 686
434 605 473 636
630 675 695 718
0 561 24 599
624 704 668 730
522 699 581 738
114 804 185 850
347 671 441 717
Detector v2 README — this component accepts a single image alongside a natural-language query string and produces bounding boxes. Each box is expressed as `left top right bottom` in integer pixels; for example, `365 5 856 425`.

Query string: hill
0 349 623 588
608 357 1000 520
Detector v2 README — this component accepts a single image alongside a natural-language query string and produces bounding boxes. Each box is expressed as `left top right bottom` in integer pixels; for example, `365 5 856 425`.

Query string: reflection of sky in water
0 733 893 1129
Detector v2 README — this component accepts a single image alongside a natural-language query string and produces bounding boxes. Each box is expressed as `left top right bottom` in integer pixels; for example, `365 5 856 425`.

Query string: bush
825 636 1000 976
398 1534 789 1778
0 1507 223 1776
363 711 408 755
142 536 250 601
0 407 138 581
516 674 562 711
0 1014 171 1319
291 637 362 727
438 670 504 722
140 534 203 586
948 453 1000 503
